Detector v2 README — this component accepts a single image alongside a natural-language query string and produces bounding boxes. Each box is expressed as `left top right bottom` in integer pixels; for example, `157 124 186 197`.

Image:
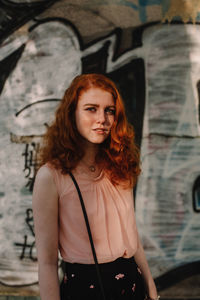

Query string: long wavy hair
39 73 141 187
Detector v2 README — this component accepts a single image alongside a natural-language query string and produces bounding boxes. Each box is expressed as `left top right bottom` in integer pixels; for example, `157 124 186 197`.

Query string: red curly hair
39 73 141 187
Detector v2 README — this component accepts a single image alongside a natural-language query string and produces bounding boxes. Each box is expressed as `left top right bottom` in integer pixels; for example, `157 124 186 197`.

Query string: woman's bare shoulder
33 164 58 205
33 165 58 193
35 164 54 181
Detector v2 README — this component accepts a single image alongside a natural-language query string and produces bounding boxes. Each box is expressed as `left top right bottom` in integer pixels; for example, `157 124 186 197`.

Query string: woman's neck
77 142 103 176
82 143 98 165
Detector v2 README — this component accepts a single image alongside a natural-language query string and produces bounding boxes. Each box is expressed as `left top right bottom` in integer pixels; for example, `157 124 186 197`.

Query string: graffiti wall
135 24 200 281
0 0 200 295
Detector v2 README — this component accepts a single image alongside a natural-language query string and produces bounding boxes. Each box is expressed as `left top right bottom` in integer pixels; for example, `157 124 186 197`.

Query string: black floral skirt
60 256 146 300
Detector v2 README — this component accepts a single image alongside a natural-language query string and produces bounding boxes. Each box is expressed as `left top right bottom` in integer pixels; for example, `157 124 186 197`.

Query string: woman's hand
145 279 160 300
145 297 160 300
133 237 159 300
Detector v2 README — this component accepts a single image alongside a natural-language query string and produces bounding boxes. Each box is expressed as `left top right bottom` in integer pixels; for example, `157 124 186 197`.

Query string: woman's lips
93 128 108 134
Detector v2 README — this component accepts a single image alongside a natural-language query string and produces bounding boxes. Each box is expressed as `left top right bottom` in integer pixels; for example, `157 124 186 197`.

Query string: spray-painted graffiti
0 0 57 44
0 0 200 292
14 208 37 261
193 176 200 212
0 18 81 285
162 0 200 23
22 143 39 192
78 0 162 23
135 24 200 281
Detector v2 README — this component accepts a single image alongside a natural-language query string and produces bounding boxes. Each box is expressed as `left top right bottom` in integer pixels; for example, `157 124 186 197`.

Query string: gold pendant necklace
89 165 96 172
81 160 96 172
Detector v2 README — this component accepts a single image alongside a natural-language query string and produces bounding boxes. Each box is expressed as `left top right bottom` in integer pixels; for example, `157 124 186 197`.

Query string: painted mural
162 0 200 23
0 0 200 294
135 24 200 280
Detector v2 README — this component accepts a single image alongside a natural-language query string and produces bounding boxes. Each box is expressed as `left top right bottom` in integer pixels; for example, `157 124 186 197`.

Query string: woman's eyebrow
83 104 116 108
83 103 99 107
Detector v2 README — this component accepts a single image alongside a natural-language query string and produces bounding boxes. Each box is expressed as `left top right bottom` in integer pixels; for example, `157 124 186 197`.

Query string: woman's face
75 87 115 146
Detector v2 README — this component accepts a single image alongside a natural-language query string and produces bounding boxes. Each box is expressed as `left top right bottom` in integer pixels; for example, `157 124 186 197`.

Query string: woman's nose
97 110 106 124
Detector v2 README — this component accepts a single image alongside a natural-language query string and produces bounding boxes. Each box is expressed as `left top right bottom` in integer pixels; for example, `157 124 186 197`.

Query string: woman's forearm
38 263 60 300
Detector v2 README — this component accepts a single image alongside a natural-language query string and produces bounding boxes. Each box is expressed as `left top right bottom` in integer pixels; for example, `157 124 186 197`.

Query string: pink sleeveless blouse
46 164 138 264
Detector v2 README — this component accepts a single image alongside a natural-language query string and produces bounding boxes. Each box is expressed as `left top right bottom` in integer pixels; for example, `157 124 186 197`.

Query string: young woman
32 73 159 300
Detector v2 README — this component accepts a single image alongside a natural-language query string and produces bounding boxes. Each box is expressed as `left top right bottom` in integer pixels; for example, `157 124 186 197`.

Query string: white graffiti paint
0 20 81 285
135 24 200 277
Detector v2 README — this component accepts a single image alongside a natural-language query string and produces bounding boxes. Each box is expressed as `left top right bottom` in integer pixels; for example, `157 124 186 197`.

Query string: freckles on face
75 87 115 145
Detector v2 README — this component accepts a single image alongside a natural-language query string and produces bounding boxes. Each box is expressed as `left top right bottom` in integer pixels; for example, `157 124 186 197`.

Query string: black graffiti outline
26 208 35 237
193 176 200 212
22 142 40 192
15 98 60 117
15 235 37 261
14 208 37 261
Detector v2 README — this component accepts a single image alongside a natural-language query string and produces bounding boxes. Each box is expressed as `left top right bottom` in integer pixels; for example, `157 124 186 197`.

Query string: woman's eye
105 108 115 115
86 107 96 112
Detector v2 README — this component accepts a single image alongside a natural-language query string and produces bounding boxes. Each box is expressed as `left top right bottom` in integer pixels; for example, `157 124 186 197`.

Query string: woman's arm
134 236 159 300
32 166 60 300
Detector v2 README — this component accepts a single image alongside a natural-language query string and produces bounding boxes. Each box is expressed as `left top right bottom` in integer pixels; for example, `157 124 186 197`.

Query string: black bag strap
69 172 106 300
